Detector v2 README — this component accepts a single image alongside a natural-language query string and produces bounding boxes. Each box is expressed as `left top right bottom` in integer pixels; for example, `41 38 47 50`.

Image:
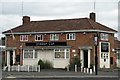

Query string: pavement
2 69 120 79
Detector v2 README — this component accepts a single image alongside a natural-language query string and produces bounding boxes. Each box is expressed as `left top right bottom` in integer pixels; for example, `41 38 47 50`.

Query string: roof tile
2 18 117 34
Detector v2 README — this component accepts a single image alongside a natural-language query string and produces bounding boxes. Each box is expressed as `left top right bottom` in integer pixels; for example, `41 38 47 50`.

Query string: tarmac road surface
2 77 120 80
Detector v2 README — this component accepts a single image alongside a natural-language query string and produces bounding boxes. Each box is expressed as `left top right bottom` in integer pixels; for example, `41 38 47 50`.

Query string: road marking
6 76 16 78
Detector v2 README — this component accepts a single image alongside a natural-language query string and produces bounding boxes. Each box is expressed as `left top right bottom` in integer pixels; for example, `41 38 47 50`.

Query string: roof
2 18 117 34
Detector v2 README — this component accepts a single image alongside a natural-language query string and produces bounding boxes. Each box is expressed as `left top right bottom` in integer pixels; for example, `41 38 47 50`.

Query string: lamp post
94 34 98 75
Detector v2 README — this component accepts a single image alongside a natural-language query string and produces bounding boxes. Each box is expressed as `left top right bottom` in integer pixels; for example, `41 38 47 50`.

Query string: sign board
26 42 67 46
101 43 109 52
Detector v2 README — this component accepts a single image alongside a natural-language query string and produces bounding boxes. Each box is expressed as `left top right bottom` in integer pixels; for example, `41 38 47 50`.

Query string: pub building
2 12 117 69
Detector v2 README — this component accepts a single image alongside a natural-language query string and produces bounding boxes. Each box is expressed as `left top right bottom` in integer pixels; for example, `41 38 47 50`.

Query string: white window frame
100 33 108 41
23 50 37 59
20 35 28 41
54 49 70 59
50 34 59 41
66 33 75 40
35 34 43 41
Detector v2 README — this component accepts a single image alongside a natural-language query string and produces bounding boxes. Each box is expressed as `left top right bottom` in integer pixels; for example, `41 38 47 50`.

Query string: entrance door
10 51 13 66
83 50 88 68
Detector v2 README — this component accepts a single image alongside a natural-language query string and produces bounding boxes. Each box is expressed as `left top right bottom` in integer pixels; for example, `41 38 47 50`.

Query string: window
20 35 28 41
66 51 69 58
117 52 120 59
35 34 43 41
101 53 103 58
24 50 37 59
100 33 108 41
35 51 37 58
66 33 75 40
54 49 70 59
101 53 108 59
50 34 59 41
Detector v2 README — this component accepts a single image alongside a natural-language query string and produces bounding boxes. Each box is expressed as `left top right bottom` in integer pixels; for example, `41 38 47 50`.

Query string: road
2 77 119 80
2 69 120 80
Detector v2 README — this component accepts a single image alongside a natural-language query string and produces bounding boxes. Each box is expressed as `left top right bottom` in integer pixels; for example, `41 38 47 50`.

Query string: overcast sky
0 0 119 39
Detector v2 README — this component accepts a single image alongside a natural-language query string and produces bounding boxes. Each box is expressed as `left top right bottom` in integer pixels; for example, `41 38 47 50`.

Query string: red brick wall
5 32 115 68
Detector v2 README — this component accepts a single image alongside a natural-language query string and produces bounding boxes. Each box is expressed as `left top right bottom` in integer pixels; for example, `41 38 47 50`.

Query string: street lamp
94 34 98 75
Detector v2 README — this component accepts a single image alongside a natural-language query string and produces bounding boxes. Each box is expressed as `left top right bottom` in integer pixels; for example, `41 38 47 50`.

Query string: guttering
3 29 116 35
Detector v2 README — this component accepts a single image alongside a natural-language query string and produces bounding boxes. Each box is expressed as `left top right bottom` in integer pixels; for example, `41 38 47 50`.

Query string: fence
3 65 41 72
3 65 95 74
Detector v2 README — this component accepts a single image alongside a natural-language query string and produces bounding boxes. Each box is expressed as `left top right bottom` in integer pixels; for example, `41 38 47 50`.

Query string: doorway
10 51 13 66
83 50 88 68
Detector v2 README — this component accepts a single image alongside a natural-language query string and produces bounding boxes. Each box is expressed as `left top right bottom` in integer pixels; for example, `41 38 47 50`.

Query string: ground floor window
23 50 37 59
54 49 70 59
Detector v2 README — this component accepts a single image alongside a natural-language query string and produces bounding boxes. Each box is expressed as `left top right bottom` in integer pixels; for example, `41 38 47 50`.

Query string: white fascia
3 29 116 35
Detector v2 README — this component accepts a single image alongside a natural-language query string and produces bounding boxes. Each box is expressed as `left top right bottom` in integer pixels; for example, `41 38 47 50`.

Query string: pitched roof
3 18 117 34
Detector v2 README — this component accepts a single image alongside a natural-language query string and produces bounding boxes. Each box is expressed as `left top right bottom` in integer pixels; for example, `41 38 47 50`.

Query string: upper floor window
66 33 75 40
20 35 28 41
50 34 59 41
35 34 43 41
100 33 108 41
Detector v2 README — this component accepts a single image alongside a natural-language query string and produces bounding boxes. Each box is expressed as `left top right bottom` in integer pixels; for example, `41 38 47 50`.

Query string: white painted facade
99 42 110 68
80 50 84 68
23 49 70 68
53 59 69 68
13 50 15 65
116 59 120 68
6 50 16 66
6 51 10 66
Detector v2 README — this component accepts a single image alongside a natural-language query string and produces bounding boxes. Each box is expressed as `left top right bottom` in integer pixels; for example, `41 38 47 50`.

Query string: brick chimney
22 16 30 25
89 12 96 22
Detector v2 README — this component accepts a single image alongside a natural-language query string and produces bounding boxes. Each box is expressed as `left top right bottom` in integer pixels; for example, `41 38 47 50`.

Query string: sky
0 0 119 39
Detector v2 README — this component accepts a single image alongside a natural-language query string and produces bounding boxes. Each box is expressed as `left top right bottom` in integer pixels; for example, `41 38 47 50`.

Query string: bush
69 57 81 70
90 64 94 69
38 59 53 69
44 60 53 69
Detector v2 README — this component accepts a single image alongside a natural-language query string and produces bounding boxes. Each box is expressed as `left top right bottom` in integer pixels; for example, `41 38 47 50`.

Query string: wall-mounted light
61 33 63 35
112 48 115 52
83 32 86 35
117 51 119 54
29 34 32 36
72 49 76 53
74 54 77 57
